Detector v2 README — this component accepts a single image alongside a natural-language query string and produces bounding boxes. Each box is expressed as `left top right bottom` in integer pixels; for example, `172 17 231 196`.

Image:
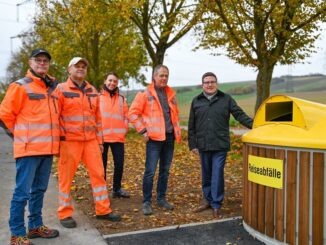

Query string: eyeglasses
31 58 50 64
202 81 217 85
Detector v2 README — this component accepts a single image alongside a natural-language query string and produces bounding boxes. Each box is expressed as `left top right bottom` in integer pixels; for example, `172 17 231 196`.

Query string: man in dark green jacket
188 72 253 218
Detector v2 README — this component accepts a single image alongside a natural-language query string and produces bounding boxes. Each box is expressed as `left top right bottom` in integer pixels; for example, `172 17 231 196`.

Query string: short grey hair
153 64 169 75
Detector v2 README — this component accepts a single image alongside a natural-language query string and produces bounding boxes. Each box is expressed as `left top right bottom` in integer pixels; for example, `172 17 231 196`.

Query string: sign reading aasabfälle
248 155 283 189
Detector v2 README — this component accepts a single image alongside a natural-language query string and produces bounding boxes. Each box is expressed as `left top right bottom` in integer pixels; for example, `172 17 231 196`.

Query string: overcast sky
1 1 326 88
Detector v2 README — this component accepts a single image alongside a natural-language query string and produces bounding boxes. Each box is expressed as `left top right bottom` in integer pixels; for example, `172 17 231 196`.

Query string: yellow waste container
242 95 326 245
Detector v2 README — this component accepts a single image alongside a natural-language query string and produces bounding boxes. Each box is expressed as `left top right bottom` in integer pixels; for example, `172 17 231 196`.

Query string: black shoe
96 212 121 222
143 202 153 215
60 217 77 228
112 189 130 198
157 199 174 210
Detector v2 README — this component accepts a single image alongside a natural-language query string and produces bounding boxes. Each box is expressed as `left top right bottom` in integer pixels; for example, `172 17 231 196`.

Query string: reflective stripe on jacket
54 78 103 144
0 70 60 158
128 82 181 143
100 89 128 143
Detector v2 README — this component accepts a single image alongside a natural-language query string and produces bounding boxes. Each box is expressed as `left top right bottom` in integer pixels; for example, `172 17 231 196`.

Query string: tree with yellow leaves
33 0 147 87
103 0 204 73
200 0 326 111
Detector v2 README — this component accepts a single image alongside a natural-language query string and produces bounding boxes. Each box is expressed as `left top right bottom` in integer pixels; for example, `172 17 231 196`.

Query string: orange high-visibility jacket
54 78 103 144
100 89 128 143
128 82 181 143
0 70 60 158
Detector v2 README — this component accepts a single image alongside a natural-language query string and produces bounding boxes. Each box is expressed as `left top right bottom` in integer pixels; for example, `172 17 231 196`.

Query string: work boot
157 199 174 210
212 208 223 219
27 225 59 239
10 236 34 245
112 189 130 198
193 199 210 213
96 212 121 221
143 202 153 215
60 217 77 228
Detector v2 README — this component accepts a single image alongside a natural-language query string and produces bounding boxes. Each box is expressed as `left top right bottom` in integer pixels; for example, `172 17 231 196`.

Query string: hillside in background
122 74 326 124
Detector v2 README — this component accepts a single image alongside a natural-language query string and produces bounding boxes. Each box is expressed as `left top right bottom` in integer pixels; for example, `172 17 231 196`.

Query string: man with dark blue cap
0 48 60 245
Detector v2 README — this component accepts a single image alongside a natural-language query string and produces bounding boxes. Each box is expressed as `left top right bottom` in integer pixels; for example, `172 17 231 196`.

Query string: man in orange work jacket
128 64 181 215
100 72 130 198
54 57 121 229
0 49 60 245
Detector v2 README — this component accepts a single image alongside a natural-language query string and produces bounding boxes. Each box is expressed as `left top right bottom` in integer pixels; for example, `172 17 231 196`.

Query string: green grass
121 75 326 124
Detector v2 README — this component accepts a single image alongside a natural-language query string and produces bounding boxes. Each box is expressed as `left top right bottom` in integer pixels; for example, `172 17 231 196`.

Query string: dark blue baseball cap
30 48 51 60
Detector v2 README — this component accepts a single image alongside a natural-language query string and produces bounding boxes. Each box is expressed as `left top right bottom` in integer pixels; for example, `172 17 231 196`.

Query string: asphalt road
104 217 263 245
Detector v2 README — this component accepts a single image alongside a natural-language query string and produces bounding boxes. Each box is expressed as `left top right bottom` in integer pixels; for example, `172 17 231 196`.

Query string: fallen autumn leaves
52 129 244 235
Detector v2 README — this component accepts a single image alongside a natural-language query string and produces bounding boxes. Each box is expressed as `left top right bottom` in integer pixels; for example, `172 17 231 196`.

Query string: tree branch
230 0 256 52
214 0 256 64
291 5 326 32
262 0 280 26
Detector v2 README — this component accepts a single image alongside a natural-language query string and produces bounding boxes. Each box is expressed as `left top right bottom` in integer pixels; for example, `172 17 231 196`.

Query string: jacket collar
26 69 48 88
148 82 175 98
198 90 224 100
102 84 119 96
66 78 93 93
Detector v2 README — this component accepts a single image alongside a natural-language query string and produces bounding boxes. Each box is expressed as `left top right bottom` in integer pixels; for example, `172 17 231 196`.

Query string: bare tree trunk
148 47 167 84
255 63 275 113
91 33 100 88
152 47 166 70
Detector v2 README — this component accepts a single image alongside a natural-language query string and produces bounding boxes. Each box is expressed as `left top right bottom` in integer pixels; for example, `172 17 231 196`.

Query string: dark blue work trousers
199 151 227 209
9 155 53 236
143 133 175 204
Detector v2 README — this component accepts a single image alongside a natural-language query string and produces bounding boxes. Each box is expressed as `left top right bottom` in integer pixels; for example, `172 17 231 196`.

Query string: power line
0 51 11 55
0 1 15 6
0 18 28 23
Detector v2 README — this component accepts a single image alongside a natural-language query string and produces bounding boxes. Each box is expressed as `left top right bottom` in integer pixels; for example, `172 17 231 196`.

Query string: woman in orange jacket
100 72 130 198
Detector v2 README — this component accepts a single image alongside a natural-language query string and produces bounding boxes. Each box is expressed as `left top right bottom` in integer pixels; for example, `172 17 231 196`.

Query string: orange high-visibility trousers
57 139 112 219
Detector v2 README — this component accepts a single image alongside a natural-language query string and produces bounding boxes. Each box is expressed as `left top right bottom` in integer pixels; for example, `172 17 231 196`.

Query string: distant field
236 91 326 117
123 75 326 123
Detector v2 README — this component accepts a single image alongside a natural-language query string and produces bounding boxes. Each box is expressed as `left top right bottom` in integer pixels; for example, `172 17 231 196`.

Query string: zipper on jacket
88 95 93 110
47 94 54 153
110 95 114 133
52 96 58 113
82 93 86 140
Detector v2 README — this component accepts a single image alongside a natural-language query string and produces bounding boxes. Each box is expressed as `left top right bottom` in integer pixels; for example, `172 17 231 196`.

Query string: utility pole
16 0 33 22
10 34 28 54
11 0 33 53
285 65 294 93
323 49 326 75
